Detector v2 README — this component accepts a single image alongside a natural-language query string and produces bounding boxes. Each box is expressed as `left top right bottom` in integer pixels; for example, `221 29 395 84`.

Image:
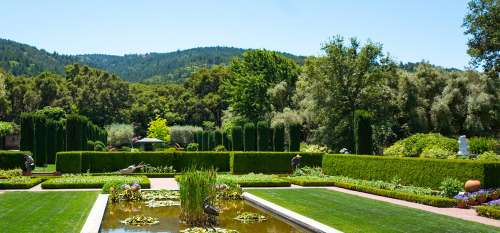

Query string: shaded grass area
247 188 499 233
0 191 98 233
33 164 56 173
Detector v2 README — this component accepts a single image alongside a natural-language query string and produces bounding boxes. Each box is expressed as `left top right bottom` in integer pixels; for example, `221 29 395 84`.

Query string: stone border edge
243 192 343 233
81 194 109 233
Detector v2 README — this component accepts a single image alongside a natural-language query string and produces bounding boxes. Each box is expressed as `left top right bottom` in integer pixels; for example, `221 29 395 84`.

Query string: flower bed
217 174 290 187
41 175 150 189
454 189 500 208
90 172 175 178
0 177 43 189
476 200 500 219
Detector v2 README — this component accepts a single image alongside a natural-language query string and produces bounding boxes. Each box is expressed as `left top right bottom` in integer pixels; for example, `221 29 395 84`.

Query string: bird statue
203 197 220 230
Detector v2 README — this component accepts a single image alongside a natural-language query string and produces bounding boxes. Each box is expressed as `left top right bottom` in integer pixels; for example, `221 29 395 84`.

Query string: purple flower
487 199 500 206
454 194 468 200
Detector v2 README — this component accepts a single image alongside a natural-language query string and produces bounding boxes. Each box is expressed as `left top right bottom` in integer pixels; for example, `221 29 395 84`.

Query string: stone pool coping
243 192 342 233
81 194 109 233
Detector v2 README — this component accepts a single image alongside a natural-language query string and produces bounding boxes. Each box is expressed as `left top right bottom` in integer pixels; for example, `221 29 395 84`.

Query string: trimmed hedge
288 123 301 151
257 121 272 151
323 154 500 188
33 114 47 166
41 175 150 189
354 110 373 154
90 173 175 178
244 123 256 151
273 124 285 152
174 152 230 172
214 130 223 147
217 174 291 187
55 152 82 173
231 126 243 151
0 178 43 189
202 131 209 151
476 205 500 220
230 152 324 174
20 113 34 154
222 132 231 151
0 151 28 169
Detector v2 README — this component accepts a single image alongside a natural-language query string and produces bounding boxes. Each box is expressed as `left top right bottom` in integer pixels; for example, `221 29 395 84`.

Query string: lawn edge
80 194 108 233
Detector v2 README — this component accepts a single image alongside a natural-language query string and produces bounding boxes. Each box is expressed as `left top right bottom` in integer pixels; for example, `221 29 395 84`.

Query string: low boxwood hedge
0 151 30 170
55 152 82 173
476 205 500 220
230 152 323 174
174 152 230 172
217 174 290 187
41 175 150 189
0 177 43 189
323 154 500 188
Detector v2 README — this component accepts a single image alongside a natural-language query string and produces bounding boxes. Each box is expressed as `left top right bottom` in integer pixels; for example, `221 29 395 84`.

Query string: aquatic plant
179 168 217 226
180 227 239 233
120 215 159 226
233 212 267 223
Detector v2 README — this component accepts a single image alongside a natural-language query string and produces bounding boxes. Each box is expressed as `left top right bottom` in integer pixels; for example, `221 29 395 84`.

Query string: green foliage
55 152 82 173
45 119 60 163
0 121 14 137
186 143 199 151
272 124 285 152
178 168 217 226
218 173 290 187
0 177 43 189
214 130 223 148
301 144 330 153
257 121 272 151
170 126 203 146
384 133 457 157
0 151 28 169
20 113 35 153
291 166 325 177
230 152 323 174
439 178 464 198
288 123 301 151
41 175 150 189
174 152 230 172
231 126 243 151
105 123 133 146
420 147 456 159
101 180 127 194
214 145 226 152
147 116 171 142
322 154 500 188
354 110 373 154
201 131 209 151
477 151 500 161
476 205 500 220
222 132 231 151
243 123 256 151
469 137 498 154
33 114 47 166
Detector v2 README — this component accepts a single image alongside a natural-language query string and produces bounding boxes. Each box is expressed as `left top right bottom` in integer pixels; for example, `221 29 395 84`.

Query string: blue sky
0 1 471 69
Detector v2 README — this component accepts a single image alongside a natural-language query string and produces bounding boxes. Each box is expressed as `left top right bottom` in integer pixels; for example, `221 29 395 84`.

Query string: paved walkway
149 178 179 190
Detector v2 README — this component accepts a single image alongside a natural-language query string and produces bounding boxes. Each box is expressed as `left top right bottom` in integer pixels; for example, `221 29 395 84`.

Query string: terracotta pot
464 180 481 192
456 200 468 209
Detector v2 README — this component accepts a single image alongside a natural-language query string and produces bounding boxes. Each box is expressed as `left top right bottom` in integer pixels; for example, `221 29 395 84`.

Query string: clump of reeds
179 167 217 226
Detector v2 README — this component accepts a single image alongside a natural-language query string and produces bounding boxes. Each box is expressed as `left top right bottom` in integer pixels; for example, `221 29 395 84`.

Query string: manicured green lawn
33 164 56 173
247 188 500 233
0 191 98 233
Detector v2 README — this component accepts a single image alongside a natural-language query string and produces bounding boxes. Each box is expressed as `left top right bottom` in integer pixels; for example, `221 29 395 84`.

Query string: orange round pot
464 180 480 192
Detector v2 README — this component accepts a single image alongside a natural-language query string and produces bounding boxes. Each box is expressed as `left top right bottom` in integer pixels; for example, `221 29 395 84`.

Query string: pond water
99 199 308 233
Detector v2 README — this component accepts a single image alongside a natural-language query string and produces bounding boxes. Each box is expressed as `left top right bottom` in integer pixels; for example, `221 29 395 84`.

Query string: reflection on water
100 200 307 233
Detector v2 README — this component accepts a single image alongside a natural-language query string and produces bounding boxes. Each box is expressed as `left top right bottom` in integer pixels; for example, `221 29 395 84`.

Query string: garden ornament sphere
464 180 480 192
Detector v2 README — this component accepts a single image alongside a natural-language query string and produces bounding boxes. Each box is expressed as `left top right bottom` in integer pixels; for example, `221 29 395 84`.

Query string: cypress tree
214 130 223 147
273 123 285 152
354 110 374 155
288 123 301 152
45 120 58 164
231 126 243 151
257 121 272 151
195 131 203 146
20 113 35 154
202 131 209 151
222 131 231 151
208 130 216 150
33 114 47 166
244 123 257 151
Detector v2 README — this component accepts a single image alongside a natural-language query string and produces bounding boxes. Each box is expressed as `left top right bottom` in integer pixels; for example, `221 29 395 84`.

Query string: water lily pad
233 212 267 223
180 227 239 233
120 215 159 226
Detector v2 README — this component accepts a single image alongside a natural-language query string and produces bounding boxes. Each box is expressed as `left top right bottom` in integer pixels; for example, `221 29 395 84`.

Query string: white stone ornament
457 135 469 156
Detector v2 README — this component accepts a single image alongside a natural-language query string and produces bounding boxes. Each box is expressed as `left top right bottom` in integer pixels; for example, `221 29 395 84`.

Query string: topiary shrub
0 151 28 170
420 146 456 159
384 133 457 157
469 137 498 155
354 110 373 155
273 124 285 152
288 123 301 152
231 126 243 151
186 143 199 151
383 142 404 157
244 123 256 151
477 151 500 161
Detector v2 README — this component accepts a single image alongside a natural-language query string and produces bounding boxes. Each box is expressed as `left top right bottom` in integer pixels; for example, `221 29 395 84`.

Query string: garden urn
464 180 480 192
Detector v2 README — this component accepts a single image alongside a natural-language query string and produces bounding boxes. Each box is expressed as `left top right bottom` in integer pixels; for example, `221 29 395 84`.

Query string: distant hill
0 38 305 83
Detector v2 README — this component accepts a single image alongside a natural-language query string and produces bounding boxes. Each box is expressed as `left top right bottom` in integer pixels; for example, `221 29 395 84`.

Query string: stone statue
291 154 302 171
119 162 146 174
457 135 469 156
339 148 351 154
203 197 220 230
23 154 35 176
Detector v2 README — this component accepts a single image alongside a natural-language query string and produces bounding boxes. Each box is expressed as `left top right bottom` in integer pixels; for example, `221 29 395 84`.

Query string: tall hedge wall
202 131 209 151
257 121 272 151
174 152 230 172
231 126 243 151
354 110 373 154
33 114 47 166
0 151 29 169
273 124 285 152
20 113 34 154
288 123 301 151
230 152 324 174
244 123 256 151
322 154 500 188
214 130 223 147
222 132 231 151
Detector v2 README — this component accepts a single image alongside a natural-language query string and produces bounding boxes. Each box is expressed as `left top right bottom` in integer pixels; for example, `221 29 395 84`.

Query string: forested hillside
0 39 304 83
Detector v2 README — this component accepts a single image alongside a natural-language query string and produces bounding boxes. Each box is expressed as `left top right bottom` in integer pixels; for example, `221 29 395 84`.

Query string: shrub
469 137 498 155
33 114 47 166
439 178 464 198
230 152 323 174
288 123 301 152
384 133 457 157
218 174 290 187
301 144 330 153
20 113 35 154
214 145 226 152
102 180 127 194
174 152 230 172
147 116 171 142
244 123 256 151
93 141 106 151
354 110 373 154
214 130 223 148
272 124 285 152
477 151 500 161
0 177 43 189
55 152 82 173
202 131 209 151
170 125 203 146
0 151 28 170
208 131 216 150
42 175 150 189
105 123 134 147
66 114 86 151
231 126 243 151
420 146 456 159
323 154 500 188
194 131 203 146
383 142 404 157
222 132 231 151
257 121 272 151
186 143 199 151
476 205 500 220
